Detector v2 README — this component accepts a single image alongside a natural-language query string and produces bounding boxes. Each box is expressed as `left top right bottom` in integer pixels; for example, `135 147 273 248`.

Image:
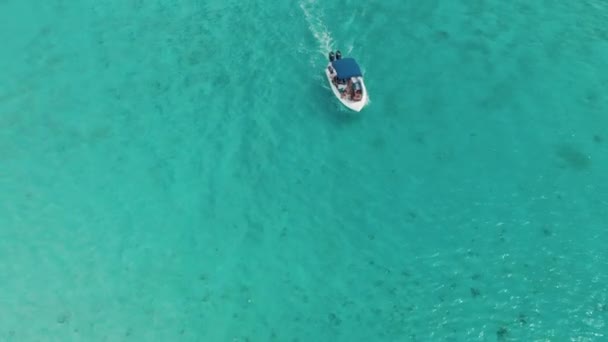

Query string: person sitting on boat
328 65 336 77
350 79 362 101
343 79 352 99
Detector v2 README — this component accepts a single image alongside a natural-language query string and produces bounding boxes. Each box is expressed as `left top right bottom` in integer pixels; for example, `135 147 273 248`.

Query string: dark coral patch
555 144 591 170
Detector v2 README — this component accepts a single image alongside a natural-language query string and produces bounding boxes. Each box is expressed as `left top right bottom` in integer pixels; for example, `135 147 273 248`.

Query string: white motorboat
324 50 368 112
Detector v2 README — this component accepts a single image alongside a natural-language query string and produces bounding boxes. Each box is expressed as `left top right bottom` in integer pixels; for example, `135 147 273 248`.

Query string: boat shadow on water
328 105 361 126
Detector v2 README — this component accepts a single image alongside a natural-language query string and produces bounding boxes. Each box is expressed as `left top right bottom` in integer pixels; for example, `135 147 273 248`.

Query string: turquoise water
1 0 608 341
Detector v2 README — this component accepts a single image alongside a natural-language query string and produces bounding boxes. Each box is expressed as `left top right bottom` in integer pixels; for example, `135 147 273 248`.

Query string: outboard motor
329 51 335 62
336 50 342 60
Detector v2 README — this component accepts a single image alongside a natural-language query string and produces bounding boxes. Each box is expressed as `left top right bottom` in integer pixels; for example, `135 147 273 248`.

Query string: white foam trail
345 44 354 55
299 0 334 56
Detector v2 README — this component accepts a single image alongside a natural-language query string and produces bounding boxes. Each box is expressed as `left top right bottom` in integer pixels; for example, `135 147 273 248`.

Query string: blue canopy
331 58 362 79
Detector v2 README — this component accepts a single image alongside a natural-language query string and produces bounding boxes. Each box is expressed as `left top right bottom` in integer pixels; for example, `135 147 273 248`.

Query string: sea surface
1 1 607 341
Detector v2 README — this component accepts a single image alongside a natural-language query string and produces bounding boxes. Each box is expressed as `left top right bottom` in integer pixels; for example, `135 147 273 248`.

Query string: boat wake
299 0 334 56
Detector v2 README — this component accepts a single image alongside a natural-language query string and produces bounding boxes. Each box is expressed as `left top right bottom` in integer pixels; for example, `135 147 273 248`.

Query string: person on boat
328 65 335 77
339 80 348 99
344 79 352 99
